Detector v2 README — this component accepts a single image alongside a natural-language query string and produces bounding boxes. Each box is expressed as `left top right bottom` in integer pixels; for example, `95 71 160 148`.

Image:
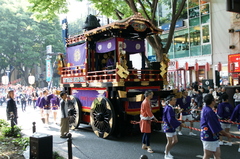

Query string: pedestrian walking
140 90 158 153
176 90 197 136
32 91 38 109
36 91 44 123
217 94 233 146
20 92 27 112
6 90 18 125
39 90 51 126
60 91 69 138
50 90 60 124
230 103 240 152
201 94 231 159
233 88 240 107
163 95 185 159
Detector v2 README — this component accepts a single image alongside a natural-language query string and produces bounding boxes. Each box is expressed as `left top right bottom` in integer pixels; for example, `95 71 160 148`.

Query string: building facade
148 0 240 89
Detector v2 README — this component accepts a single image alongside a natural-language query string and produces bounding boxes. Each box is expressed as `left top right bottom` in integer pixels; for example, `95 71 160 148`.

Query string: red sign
228 54 240 73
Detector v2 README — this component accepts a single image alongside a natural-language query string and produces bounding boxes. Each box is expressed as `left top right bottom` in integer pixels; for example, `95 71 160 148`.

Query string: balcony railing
61 65 162 84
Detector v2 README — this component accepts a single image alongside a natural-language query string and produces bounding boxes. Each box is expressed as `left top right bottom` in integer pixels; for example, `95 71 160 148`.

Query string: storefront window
190 26 201 46
189 6 200 19
202 24 210 43
147 43 155 56
168 45 174 59
173 29 189 58
158 1 172 25
161 34 174 59
201 15 210 24
201 3 210 24
200 3 209 15
189 18 200 26
190 45 201 56
189 0 199 8
190 26 201 56
202 44 211 55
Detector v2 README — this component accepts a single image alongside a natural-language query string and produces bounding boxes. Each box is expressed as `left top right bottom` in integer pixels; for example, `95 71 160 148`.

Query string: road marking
196 155 213 159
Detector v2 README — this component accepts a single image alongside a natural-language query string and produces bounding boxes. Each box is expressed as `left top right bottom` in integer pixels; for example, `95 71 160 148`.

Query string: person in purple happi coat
201 94 231 159
176 90 197 136
230 103 240 152
50 90 60 124
39 90 52 126
163 95 185 159
217 94 234 146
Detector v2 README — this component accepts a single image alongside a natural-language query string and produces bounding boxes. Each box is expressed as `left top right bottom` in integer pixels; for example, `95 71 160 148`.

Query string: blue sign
46 59 52 82
161 19 184 31
148 55 157 62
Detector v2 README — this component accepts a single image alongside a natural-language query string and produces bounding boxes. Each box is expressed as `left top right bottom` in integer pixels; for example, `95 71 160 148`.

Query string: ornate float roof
67 13 163 46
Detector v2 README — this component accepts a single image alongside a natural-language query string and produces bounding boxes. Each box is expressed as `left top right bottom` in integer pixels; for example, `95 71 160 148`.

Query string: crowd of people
140 85 240 159
4 84 70 138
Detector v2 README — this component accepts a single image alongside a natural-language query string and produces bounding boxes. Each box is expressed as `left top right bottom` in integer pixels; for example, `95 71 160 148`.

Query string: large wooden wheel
90 97 116 138
68 95 81 129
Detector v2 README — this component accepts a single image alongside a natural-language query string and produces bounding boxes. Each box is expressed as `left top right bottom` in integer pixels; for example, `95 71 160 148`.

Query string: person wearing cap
60 91 69 138
140 90 158 153
176 90 197 136
201 94 231 159
163 95 185 159
6 90 18 125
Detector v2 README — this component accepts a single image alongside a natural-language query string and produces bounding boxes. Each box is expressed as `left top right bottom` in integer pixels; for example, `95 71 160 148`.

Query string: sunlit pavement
0 103 74 159
1 103 240 159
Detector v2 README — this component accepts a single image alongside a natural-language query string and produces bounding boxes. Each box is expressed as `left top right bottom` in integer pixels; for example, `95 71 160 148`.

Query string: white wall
211 0 231 65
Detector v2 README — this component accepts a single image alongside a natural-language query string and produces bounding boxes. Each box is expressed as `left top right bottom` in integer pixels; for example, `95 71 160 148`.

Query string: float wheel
90 97 116 138
68 95 81 129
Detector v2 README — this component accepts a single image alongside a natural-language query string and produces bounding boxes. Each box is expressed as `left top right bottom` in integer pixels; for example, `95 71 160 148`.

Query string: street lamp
2 75 9 85
28 75 35 85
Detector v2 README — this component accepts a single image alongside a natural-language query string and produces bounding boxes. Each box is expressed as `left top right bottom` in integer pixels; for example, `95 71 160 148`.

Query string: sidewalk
10 105 77 159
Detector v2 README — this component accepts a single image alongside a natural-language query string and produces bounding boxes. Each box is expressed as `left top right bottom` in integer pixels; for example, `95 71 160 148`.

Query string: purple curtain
96 38 145 54
72 89 106 108
67 43 86 67
124 39 145 53
96 38 116 53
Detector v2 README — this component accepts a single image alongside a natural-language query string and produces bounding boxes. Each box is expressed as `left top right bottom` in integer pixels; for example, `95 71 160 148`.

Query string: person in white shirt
233 88 240 107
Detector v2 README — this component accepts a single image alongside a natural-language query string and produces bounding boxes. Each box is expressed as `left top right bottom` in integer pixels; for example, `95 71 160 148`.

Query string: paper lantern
185 62 189 70
195 62 199 71
205 62 210 71
28 75 35 85
217 62 222 72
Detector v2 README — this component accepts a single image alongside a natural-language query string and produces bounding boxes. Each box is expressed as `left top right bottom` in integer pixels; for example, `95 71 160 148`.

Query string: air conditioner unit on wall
227 0 240 13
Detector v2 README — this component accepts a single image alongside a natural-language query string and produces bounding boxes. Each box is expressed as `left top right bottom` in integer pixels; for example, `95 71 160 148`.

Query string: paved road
1 103 240 159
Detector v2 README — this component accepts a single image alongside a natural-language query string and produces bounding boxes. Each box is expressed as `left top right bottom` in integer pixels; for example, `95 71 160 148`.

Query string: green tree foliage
28 0 68 20
0 0 64 83
27 0 186 62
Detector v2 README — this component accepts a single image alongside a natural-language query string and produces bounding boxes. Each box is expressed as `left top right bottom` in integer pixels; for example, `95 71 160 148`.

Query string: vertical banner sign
46 59 52 82
62 18 68 55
